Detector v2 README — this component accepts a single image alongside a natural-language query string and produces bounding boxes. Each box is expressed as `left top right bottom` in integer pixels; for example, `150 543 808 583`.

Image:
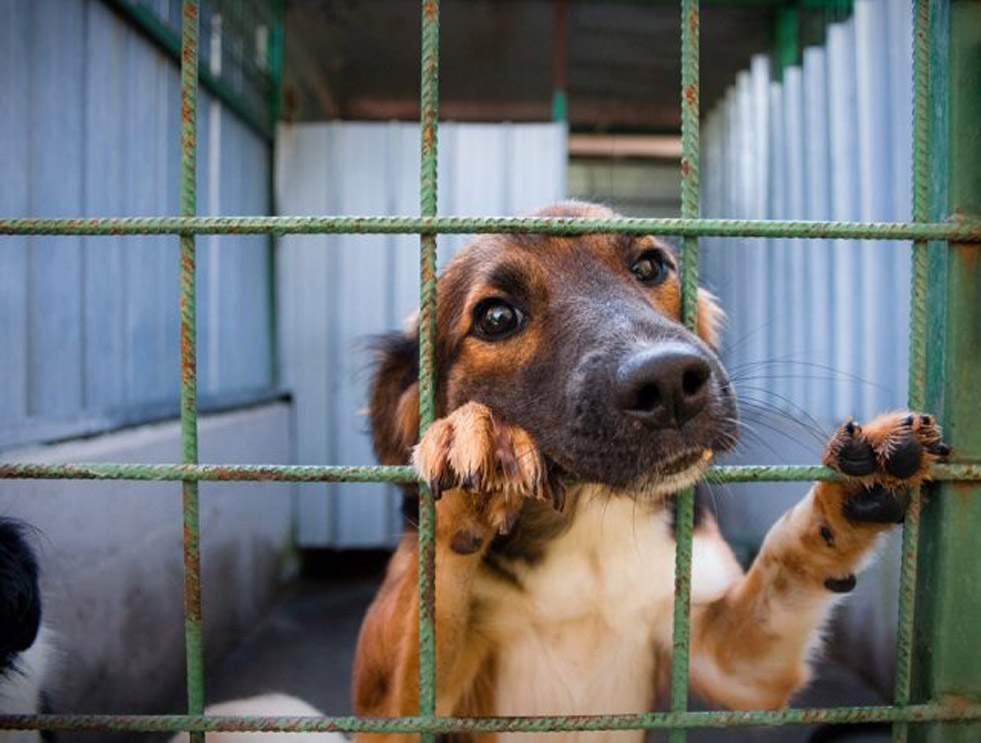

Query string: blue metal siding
0 0 274 450
702 0 914 425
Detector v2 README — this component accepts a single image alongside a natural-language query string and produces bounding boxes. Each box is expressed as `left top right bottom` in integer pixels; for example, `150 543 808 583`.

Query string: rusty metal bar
670 1 700 740
2 215 979 241
2 462 978 484
177 2 204 740
2 703 980 735
893 1 931 741
909 1 981 740
417 0 441 737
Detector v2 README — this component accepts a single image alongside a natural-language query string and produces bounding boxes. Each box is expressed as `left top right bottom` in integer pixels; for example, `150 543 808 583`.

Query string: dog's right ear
369 330 421 466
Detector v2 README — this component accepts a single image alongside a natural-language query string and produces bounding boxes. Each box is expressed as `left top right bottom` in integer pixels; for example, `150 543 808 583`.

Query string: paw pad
824 574 857 593
825 411 949 526
843 484 907 524
825 411 949 488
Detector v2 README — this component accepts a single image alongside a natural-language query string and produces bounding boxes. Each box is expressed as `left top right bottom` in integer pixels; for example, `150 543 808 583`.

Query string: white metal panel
783 67 808 408
827 18 863 419
701 2 913 427
277 121 567 547
275 124 334 547
802 46 834 417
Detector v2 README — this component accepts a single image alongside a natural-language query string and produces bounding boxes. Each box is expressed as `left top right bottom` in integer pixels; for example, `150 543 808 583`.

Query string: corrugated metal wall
0 0 274 451
276 121 567 548
701 0 913 426
700 0 916 694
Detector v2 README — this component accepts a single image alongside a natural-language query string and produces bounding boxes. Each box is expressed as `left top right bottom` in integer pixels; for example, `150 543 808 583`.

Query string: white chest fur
476 488 740 742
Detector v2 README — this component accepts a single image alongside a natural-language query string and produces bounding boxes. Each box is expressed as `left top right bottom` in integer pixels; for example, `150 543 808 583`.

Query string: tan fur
355 208 945 740
355 406 944 742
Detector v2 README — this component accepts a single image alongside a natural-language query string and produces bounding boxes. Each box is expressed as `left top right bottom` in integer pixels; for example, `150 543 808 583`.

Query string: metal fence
1 0 980 741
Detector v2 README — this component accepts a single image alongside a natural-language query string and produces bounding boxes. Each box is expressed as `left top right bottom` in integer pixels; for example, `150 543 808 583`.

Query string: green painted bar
2 704 980 735
178 3 205 740
911 2 981 740
1 216 979 241
670 2 700 739
893 1 932 741
417 1 441 736
1 463 978 484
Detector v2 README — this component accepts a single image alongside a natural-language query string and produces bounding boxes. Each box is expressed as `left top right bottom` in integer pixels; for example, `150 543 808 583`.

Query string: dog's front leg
689 412 949 710
353 402 555 739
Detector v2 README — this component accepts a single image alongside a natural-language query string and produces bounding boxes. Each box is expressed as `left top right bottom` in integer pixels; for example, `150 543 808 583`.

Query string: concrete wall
0 402 295 719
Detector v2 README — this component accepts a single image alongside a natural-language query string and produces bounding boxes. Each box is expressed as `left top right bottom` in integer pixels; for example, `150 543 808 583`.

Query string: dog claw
883 436 924 479
450 530 484 555
498 508 520 536
836 438 877 476
550 482 567 513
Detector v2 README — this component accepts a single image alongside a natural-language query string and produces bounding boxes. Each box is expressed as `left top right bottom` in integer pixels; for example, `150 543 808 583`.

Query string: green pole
774 5 800 81
910 1 981 742
178 2 205 741
418 1 441 739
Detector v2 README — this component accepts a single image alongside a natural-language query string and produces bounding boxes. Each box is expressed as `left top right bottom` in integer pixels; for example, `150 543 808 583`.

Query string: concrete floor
63 554 890 743
196 561 889 743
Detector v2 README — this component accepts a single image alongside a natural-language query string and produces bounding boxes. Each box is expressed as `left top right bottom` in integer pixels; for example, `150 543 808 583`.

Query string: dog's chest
476 494 677 741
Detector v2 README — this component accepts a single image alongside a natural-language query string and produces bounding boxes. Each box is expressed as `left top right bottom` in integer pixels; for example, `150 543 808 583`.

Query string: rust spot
680 159 690 178
685 84 698 108
422 126 436 151
424 0 437 20
688 7 698 36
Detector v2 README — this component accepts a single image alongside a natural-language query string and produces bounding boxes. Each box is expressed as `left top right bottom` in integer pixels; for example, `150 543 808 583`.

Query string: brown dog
352 202 948 742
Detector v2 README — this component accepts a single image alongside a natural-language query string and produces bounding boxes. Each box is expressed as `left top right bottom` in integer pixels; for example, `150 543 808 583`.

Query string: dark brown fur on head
369 201 737 490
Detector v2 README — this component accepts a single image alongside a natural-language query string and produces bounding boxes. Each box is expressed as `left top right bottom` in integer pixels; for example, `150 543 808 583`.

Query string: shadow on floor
63 549 889 742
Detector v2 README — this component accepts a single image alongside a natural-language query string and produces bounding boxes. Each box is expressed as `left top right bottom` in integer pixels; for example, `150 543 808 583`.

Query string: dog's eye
631 250 669 285
473 299 523 340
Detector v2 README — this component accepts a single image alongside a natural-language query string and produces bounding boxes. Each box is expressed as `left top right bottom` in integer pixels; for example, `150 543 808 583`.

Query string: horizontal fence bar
1 216 980 241
1 462 977 484
2 704 980 735
0 463 417 483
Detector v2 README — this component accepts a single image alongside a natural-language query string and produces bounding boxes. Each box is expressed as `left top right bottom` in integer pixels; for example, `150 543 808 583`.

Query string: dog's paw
823 412 950 524
412 402 562 538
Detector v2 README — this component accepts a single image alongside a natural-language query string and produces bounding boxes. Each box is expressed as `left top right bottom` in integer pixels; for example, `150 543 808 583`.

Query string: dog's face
371 202 738 492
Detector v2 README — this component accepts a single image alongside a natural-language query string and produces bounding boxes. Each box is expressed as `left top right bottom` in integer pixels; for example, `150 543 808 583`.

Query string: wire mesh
0 0 979 738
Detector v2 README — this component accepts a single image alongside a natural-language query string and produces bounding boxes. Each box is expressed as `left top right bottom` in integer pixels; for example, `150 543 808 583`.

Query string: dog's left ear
368 330 421 467
696 288 724 348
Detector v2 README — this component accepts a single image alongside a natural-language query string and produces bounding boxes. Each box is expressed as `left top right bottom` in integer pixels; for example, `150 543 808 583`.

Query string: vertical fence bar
911 3 981 740
893 2 930 742
418 0 440 738
178 2 204 741
671 2 699 742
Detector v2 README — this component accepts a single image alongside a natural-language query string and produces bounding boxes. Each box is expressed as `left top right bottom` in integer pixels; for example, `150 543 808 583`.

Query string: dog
0 517 53 743
352 201 949 742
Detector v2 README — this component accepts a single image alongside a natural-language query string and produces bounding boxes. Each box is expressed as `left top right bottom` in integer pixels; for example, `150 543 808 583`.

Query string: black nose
615 343 712 428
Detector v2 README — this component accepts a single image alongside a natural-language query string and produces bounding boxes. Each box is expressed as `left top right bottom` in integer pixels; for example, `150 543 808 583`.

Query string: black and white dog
0 517 52 742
